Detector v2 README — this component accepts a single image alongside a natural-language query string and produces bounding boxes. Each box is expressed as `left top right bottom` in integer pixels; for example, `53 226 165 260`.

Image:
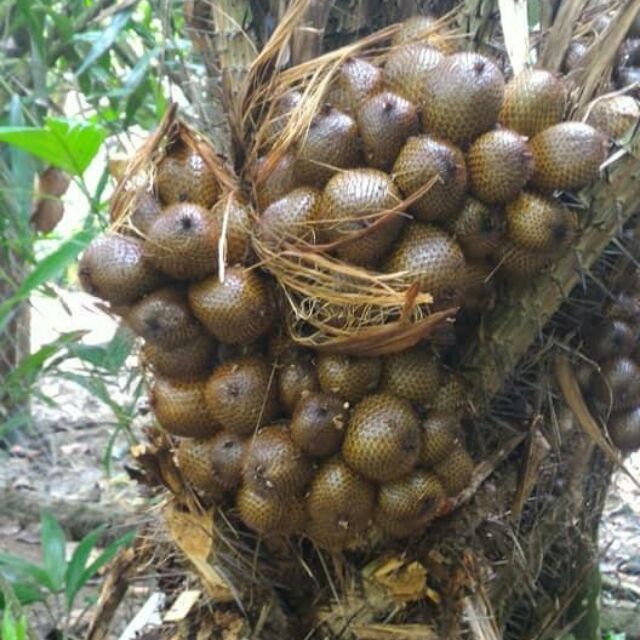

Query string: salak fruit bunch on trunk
78 4 640 638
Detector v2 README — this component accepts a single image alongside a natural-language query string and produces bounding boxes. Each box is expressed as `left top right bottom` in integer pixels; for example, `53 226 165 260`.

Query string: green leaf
78 531 134 591
41 514 66 592
0 582 44 609
0 118 106 175
0 415 31 439
0 227 97 332
64 529 100 611
76 9 135 76
0 556 52 592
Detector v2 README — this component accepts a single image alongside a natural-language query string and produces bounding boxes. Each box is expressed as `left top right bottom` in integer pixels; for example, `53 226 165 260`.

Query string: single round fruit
295 105 360 187
448 197 504 259
357 91 419 171
290 392 347 458
277 358 320 416
592 356 640 411
393 135 467 221
151 377 218 438
422 53 505 148
127 288 201 349
499 69 566 137
467 129 534 204
242 426 312 498
420 414 460 466
145 203 219 280
506 191 577 253
434 444 474 496
188 267 275 344
381 347 440 402
607 408 640 451
130 191 162 235
255 152 297 211
335 57 384 113
211 196 252 266
204 356 279 435
383 43 443 108
383 222 466 298
316 353 381 403
377 470 445 519
563 40 588 73
176 438 225 498
432 374 467 415
142 332 217 380
79 234 164 305
587 95 640 139
306 457 376 548
342 393 421 482
586 318 637 361
237 485 304 536
494 240 554 281
260 187 321 247
320 168 405 267
207 430 247 490
529 122 607 192
156 146 219 208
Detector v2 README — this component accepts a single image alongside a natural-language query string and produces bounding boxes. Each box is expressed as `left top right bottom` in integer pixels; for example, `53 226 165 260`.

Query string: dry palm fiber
78 0 640 638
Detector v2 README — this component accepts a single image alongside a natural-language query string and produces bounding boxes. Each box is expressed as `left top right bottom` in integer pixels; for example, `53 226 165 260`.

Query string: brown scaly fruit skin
204 355 279 436
467 130 534 204
393 135 467 222
383 222 467 300
506 191 578 253
494 240 554 282
607 408 640 451
529 122 607 192
592 357 640 411
295 105 361 188
375 512 427 539
320 168 405 267
499 69 566 137
260 187 321 247
237 485 305 536
156 146 219 208
127 288 201 349
142 332 217 380
145 203 219 280
254 153 298 212
377 470 445 519
188 267 275 344
79 234 164 305
422 53 505 148
563 41 588 73
268 332 307 364
342 393 421 482
587 95 640 139
290 392 347 458
335 58 384 114
242 426 313 498
266 90 302 143
151 377 218 438
447 197 504 259
383 43 443 108
316 353 381 404
176 438 226 498
357 91 419 171
585 319 636 361
277 358 320 416
461 260 495 312
432 374 467 415
207 430 247 489
305 457 376 549
210 196 252 266
434 444 474 496
130 191 162 236
420 414 460 466
391 15 452 52
381 347 441 403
